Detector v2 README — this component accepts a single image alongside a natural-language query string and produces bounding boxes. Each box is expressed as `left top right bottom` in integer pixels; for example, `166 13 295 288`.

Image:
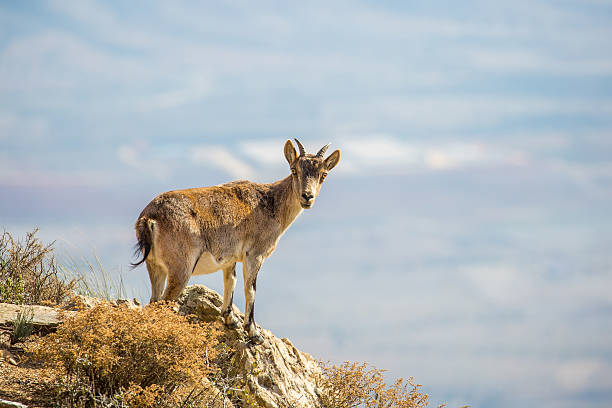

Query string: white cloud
498 131 572 151
467 48 612 75
0 158 112 188
555 359 608 393
136 76 211 111
425 143 491 170
190 145 255 180
0 112 48 141
336 135 527 173
0 31 151 93
546 159 612 180
116 142 171 181
342 136 421 166
239 139 286 166
324 97 612 131
464 264 536 307
46 0 161 49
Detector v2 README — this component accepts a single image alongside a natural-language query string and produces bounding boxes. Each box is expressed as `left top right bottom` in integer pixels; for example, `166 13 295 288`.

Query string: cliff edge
0 285 322 408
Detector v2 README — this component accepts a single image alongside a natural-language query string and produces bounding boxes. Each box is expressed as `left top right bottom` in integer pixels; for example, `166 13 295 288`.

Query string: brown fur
133 140 340 341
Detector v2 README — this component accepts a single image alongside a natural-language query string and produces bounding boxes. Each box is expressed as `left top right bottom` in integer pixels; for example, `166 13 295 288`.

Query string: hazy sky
1 1 612 407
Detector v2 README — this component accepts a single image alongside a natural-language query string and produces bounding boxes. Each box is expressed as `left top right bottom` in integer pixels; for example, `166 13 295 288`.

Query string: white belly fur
192 252 226 276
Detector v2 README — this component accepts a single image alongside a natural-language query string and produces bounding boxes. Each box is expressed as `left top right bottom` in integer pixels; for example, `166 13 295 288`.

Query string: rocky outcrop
178 285 323 408
0 288 323 408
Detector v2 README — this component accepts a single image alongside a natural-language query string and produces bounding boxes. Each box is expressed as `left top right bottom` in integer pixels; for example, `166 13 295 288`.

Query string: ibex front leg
221 263 239 329
243 256 264 344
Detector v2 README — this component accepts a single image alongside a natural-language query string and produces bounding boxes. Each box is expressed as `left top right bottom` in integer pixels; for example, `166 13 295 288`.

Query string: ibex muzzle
132 139 340 344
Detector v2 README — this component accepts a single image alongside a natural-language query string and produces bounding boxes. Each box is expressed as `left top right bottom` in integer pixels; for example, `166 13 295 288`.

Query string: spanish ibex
132 139 340 343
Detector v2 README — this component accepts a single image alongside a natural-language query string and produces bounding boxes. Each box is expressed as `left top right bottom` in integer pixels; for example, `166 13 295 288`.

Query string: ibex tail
131 217 156 268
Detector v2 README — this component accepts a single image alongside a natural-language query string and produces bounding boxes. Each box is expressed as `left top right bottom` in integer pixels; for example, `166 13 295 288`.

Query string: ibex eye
291 168 297 175
320 173 327 182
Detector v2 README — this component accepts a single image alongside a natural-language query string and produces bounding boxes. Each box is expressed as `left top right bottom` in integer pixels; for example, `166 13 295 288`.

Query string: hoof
224 320 240 330
223 312 240 329
248 333 265 345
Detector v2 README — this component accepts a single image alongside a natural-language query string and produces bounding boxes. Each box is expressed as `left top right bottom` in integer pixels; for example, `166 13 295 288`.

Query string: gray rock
178 285 323 408
0 398 27 408
178 284 242 325
0 329 11 349
115 298 141 309
0 303 72 328
60 294 106 311
0 348 18 365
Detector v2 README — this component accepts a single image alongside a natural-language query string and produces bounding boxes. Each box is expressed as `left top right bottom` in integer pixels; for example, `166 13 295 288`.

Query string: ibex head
284 139 341 209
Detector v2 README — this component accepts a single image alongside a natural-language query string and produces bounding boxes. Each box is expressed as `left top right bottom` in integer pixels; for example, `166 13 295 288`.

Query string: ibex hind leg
161 255 197 302
145 258 167 303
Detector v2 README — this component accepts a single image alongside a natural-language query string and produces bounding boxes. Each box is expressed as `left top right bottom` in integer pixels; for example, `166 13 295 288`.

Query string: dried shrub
0 228 77 305
318 361 431 408
30 303 223 407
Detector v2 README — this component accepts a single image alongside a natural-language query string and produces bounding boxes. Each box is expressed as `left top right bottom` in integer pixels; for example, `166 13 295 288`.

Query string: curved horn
294 138 306 156
316 143 330 158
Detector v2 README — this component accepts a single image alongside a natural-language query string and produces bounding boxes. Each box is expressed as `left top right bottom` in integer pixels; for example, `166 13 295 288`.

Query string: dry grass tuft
10 307 34 344
318 361 431 408
60 248 130 301
29 303 223 407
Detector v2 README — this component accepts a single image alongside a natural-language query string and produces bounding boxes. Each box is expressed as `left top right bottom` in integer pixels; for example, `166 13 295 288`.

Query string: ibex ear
324 149 341 171
284 140 297 165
